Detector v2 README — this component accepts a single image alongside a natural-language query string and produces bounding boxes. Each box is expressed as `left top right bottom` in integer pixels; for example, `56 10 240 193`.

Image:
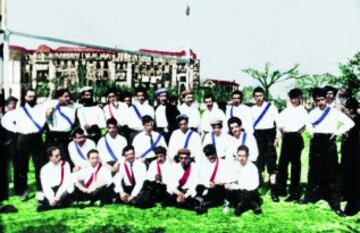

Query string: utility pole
0 0 9 98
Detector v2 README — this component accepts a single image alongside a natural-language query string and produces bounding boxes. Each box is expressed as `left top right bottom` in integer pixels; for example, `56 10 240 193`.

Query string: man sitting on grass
225 145 262 216
73 149 114 206
37 146 74 212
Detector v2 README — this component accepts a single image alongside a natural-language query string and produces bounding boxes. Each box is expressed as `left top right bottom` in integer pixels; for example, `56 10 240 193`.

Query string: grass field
1 134 360 233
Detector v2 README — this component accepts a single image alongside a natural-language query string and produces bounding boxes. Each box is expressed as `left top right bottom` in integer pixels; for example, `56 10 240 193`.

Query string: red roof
36 44 53 53
55 46 117 54
139 49 197 59
9 45 32 54
205 79 239 86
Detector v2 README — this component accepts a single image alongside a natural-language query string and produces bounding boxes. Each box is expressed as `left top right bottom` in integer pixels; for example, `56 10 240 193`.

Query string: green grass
1 133 360 233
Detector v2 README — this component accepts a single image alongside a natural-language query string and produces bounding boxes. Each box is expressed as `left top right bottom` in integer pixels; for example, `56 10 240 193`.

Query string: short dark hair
288 88 303 99
122 145 135 156
120 91 132 101
203 93 214 102
203 144 217 157
154 146 167 156
106 118 118 127
142 115 154 125
237 145 249 156
232 90 243 101
87 149 99 158
311 87 326 100
253 87 265 96
72 128 85 138
135 86 147 98
227 117 242 129
55 88 70 99
324 85 338 96
106 88 118 97
47 146 60 158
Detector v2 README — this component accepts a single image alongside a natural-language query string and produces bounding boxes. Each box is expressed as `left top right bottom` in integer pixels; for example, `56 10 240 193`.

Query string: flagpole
185 3 191 90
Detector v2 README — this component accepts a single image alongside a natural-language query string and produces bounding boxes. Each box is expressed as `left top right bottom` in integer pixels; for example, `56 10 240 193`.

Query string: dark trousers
195 184 225 207
161 187 200 211
38 186 72 211
128 129 141 145
73 184 115 205
156 127 170 144
0 130 17 202
134 180 168 208
46 131 71 163
277 132 304 196
225 189 261 211
254 128 278 174
14 133 46 195
304 134 341 210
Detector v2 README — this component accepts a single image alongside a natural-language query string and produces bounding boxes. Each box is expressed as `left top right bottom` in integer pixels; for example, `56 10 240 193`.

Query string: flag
186 5 190 16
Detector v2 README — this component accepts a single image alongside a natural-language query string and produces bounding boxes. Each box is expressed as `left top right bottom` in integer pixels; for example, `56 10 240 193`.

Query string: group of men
0 84 359 217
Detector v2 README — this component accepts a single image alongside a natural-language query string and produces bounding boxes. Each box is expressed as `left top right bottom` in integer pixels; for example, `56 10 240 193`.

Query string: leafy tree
243 63 303 99
335 52 360 99
296 73 337 98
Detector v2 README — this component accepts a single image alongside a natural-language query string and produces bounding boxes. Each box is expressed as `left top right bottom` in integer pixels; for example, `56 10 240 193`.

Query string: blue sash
140 133 162 158
132 105 142 121
312 107 331 128
75 144 87 160
184 130 193 148
211 132 217 153
253 102 271 129
104 135 118 161
241 132 247 145
23 105 42 132
56 104 74 127
230 106 234 118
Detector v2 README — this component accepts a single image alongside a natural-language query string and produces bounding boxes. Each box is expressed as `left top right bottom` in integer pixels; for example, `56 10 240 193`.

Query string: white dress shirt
97 133 127 163
168 129 202 161
155 105 168 129
307 106 354 135
146 159 173 182
45 100 77 132
77 106 106 133
227 161 259 191
1 110 17 133
198 158 228 188
226 104 254 134
132 131 167 159
68 139 96 168
74 163 113 190
113 160 147 197
166 163 199 197
200 106 228 133
230 132 259 162
127 102 155 131
178 103 201 129
278 105 308 132
251 102 279 130
40 160 73 201
15 103 47 134
202 132 234 159
103 102 129 126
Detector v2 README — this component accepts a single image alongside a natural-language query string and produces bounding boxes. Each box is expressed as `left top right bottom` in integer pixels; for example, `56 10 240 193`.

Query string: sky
7 0 360 97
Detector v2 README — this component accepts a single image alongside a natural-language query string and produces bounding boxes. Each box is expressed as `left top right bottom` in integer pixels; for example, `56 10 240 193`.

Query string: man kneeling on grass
113 145 147 206
73 149 114 206
37 146 74 212
225 145 262 216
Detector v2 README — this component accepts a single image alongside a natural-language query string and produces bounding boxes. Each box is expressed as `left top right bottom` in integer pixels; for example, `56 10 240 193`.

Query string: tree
335 52 360 99
242 63 303 99
296 73 337 97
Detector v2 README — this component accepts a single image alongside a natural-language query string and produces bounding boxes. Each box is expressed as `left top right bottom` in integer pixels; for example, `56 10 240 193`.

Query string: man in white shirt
37 146 73 211
46 89 77 162
161 148 206 214
277 88 308 201
128 87 155 143
168 114 202 162
196 144 227 209
135 146 173 208
202 119 233 160
14 89 47 201
73 149 114 206
228 117 259 163
226 90 254 134
113 145 147 206
102 88 128 128
97 118 127 174
178 90 200 131
154 88 180 143
225 145 262 216
299 88 354 217
200 94 227 134
68 128 96 171
132 115 167 166
0 97 18 212
77 87 106 143
251 87 279 202
324 85 338 108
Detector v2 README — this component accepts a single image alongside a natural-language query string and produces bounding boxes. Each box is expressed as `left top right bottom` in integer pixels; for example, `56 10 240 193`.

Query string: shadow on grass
13 224 67 233
83 224 165 233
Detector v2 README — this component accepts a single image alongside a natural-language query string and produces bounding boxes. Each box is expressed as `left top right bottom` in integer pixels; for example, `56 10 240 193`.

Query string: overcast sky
7 0 360 97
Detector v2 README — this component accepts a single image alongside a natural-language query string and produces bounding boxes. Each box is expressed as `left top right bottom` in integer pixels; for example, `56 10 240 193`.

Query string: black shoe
297 198 311 205
277 189 287 197
334 209 346 217
36 204 48 212
19 192 29 202
0 204 18 213
344 202 360 216
253 207 262 215
284 195 300 202
271 193 280 202
234 207 245 216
